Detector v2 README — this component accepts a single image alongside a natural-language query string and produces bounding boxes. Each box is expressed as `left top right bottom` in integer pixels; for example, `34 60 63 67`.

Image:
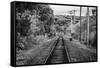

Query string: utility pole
69 10 77 36
80 6 82 42
87 7 89 46
69 11 73 35
73 10 76 24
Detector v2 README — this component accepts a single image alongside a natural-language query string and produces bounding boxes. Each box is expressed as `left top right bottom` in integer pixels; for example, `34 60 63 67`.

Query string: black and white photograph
11 1 97 67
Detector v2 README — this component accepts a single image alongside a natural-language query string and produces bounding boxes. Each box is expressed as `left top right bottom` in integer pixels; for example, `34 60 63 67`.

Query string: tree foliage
16 2 54 37
16 2 55 51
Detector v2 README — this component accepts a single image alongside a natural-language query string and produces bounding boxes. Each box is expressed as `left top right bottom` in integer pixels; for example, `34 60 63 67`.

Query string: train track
43 37 71 64
21 37 96 65
25 37 71 65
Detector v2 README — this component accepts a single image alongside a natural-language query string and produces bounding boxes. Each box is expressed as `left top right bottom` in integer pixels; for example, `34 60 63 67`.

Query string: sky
49 5 95 16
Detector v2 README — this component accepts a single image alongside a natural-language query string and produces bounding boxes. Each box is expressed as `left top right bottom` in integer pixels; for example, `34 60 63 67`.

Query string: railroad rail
25 37 71 65
62 38 71 62
44 37 71 64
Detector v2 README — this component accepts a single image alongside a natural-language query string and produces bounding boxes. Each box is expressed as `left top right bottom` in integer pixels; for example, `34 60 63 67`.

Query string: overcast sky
49 5 95 16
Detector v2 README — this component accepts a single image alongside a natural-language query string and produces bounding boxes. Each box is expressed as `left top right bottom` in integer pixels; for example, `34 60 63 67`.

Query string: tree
16 2 54 37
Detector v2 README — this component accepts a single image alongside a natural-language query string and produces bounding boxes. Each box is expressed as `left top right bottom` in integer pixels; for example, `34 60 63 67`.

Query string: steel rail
43 38 59 64
62 39 71 62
